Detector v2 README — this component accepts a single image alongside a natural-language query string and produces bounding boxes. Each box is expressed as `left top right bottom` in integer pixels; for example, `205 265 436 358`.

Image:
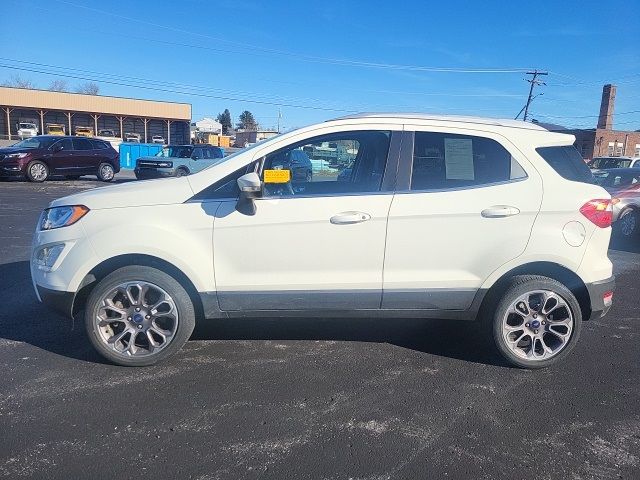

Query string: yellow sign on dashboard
264 169 291 184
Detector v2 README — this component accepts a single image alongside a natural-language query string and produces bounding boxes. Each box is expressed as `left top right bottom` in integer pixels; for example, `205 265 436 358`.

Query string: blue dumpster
119 143 164 169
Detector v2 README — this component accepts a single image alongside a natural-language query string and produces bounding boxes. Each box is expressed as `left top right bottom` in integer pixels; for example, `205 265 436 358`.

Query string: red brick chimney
597 84 616 130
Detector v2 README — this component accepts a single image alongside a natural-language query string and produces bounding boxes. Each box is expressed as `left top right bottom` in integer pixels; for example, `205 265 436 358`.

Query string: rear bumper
586 276 615 320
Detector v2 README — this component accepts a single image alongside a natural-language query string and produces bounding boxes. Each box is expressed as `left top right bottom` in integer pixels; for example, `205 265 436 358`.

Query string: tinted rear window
536 146 594 184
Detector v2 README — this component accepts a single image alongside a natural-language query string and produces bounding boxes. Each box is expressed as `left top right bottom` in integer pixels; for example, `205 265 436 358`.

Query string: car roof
331 112 548 131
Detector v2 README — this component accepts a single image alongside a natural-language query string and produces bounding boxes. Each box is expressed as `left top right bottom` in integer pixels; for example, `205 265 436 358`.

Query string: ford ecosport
31 114 615 368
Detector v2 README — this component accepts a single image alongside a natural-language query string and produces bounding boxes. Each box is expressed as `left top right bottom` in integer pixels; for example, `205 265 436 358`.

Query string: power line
0 63 355 113
48 0 536 75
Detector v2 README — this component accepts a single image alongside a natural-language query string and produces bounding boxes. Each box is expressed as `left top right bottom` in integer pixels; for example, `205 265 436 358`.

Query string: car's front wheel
26 161 49 182
489 275 582 369
85 266 195 366
97 163 115 182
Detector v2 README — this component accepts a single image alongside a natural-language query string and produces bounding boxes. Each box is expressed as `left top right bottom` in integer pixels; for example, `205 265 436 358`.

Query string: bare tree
48 79 69 92
1 75 35 89
76 82 100 95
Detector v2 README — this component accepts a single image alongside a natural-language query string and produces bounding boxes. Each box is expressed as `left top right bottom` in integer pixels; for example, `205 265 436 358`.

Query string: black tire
487 275 582 369
97 162 115 182
26 160 49 182
84 266 195 366
175 168 188 178
615 208 639 239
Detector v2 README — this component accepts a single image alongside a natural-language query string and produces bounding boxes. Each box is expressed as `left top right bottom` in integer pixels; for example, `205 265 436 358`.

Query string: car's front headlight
40 205 90 230
6 152 29 159
158 161 173 168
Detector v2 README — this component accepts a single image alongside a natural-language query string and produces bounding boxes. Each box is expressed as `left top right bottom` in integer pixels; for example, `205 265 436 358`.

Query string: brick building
566 84 640 160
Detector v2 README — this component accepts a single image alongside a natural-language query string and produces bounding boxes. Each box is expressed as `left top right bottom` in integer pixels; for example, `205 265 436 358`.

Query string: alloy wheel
100 164 115 181
502 290 574 361
620 211 637 237
30 163 47 181
95 281 178 358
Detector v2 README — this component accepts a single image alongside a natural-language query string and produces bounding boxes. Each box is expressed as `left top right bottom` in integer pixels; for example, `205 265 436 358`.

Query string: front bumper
0 164 25 177
36 284 75 318
586 276 615 320
134 167 175 179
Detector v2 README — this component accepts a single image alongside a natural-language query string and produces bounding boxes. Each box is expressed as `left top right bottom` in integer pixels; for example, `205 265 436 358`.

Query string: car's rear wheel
616 208 638 239
97 163 115 182
85 266 195 366
26 161 49 182
488 275 582 369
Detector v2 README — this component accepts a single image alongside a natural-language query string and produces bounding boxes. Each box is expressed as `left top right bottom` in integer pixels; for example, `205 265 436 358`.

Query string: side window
536 146 594 184
411 132 526 190
261 131 391 197
53 138 73 151
91 140 108 149
192 148 203 160
73 138 94 151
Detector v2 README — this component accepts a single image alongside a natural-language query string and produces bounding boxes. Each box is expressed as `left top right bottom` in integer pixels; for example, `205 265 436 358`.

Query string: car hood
49 177 195 210
0 146 33 155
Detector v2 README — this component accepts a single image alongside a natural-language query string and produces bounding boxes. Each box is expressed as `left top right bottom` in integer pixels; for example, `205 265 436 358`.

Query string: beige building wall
0 87 191 120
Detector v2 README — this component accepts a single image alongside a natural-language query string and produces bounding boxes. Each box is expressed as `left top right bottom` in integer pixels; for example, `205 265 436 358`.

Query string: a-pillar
65 112 73 136
91 114 101 136
3 107 13 140
143 118 149 143
166 120 172 144
38 110 47 135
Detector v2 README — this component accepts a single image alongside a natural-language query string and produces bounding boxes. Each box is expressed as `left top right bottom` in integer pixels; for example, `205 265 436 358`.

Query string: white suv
31 114 615 368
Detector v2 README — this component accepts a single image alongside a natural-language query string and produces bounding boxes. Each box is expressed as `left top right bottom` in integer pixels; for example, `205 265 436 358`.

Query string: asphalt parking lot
1 176 639 480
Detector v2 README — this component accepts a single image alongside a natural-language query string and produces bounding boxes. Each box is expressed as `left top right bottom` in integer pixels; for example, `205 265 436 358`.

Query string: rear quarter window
536 146 594 184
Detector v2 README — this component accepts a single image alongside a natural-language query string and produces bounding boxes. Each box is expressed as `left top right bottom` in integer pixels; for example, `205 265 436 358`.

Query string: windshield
593 171 640 189
198 133 287 172
591 157 631 169
11 137 56 149
156 146 193 158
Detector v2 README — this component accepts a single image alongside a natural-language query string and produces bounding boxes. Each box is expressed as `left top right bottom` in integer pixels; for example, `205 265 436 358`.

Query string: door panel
48 138 75 173
382 129 543 310
71 137 97 172
213 195 393 310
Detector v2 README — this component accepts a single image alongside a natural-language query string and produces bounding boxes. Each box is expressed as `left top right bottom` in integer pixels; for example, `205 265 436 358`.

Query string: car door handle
481 205 520 218
330 211 372 225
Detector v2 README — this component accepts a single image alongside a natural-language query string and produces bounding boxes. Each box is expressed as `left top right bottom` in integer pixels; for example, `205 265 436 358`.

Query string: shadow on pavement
0 260 504 367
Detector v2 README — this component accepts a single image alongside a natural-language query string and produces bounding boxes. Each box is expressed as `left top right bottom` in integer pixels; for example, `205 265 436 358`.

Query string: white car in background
17 122 38 139
151 135 165 144
31 114 614 368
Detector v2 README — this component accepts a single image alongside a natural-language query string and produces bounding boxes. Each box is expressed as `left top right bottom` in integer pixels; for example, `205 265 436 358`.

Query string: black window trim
188 130 402 202
395 130 529 193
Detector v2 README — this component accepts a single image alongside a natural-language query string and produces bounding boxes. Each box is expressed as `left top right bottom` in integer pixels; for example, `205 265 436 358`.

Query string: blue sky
1 0 639 131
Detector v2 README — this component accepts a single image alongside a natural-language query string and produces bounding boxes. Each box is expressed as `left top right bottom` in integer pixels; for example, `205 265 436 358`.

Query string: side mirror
236 172 261 216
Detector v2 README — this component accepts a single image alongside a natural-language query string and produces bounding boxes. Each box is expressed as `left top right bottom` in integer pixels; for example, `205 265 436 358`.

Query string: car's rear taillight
580 199 612 228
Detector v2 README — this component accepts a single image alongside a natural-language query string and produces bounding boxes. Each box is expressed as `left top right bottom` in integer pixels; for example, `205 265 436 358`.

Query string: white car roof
331 113 548 131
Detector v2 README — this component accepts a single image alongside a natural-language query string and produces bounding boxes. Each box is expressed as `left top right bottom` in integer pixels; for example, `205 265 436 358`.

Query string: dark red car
0 135 120 182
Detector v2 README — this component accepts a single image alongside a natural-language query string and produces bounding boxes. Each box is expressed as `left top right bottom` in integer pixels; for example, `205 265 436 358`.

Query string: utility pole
517 70 547 121
277 108 282 133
